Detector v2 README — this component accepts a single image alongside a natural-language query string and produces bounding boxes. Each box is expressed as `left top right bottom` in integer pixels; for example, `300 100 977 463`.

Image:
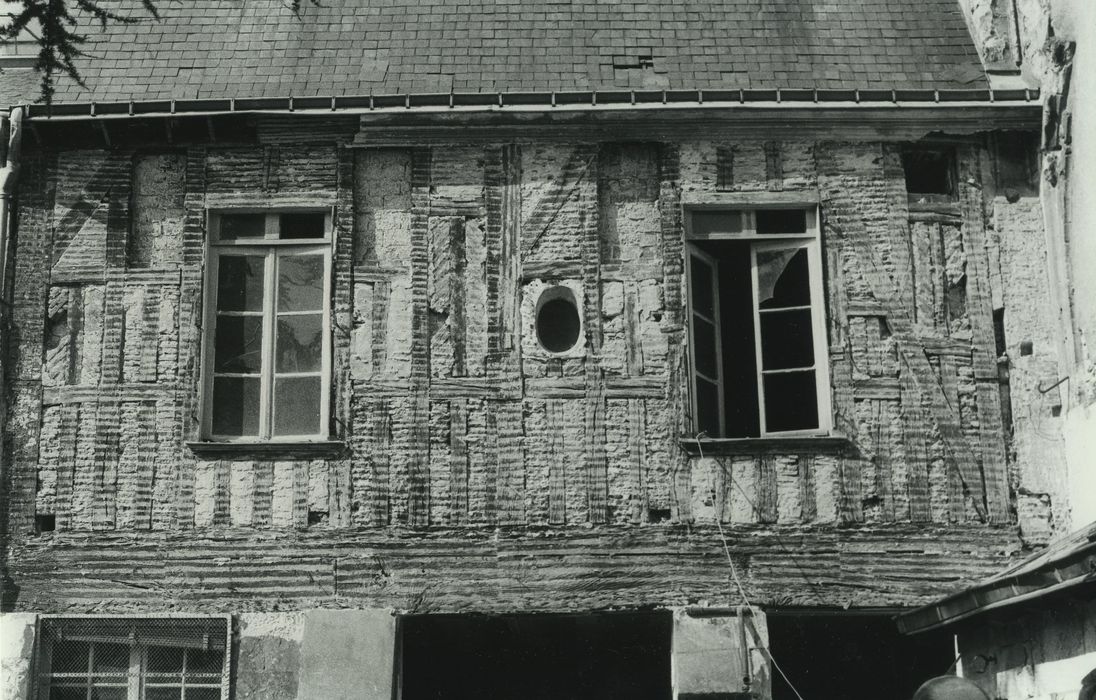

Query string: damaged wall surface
959 0 1096 531
0 116 1056 613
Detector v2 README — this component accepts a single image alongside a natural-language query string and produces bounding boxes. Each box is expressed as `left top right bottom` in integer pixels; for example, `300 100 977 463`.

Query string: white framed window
202 210 332 442
684 206 831 438
35 616 230 700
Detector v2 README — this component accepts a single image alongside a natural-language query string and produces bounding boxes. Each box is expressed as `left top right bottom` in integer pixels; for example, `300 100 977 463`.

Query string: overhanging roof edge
14 87 1041 122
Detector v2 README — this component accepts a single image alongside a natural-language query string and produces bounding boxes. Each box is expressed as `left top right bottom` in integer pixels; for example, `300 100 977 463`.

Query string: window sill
187 440 346 458
678 433 853 456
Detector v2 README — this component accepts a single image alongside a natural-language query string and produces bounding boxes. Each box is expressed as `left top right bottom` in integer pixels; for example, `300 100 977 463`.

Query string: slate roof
34 0 989 105
0 68 39 108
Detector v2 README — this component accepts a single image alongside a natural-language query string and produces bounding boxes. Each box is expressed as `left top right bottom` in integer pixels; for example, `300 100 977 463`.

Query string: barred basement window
202 210 332 441
36 617 230 700
685 207 831 438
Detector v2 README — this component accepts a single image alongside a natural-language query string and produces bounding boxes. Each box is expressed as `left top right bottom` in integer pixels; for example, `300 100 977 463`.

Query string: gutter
17 87 1040 121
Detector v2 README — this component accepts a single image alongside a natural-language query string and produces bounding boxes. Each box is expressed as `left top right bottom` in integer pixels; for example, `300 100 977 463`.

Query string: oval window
536 287 581 353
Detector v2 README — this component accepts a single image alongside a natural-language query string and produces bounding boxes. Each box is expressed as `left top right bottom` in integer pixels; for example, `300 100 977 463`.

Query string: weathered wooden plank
547 399 567 525
212 460 231 527
756 456 778 524
958 146 1011 523
448 399 469 525
407 148 432 527
902 367 932 523
53 403 80 532
799 455 817 523
5 526 1025 613
939 356 966 523
582 187 609 525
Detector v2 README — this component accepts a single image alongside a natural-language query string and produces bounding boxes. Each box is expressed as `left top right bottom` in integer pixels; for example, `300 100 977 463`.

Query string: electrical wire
697 435 808 700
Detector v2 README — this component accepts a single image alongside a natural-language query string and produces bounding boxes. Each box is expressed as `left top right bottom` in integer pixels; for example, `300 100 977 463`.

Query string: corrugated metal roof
38 0 988 105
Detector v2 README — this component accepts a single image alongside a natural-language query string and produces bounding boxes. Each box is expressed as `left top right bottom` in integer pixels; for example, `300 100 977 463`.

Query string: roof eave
18 87 1039 122
897 540 1096 635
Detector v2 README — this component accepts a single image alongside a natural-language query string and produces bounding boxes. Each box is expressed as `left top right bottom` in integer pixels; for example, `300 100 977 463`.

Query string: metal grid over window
35 617 230 700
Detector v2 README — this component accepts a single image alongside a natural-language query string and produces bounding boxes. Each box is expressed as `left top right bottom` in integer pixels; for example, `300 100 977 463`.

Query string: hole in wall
35 514 56 533
901 148 957 197
647 508 671 523
536 286 581 353
307 510 327 526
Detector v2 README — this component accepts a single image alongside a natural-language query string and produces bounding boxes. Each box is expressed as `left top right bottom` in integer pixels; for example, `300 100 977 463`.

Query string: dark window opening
647 507 672 523
767 613 953 700
901 148 957 197
401 611 671 700
218 213 266 240
536 288 581 353
35 513 56 533
279 212 326 239
688 217 822 438
756 209 807 235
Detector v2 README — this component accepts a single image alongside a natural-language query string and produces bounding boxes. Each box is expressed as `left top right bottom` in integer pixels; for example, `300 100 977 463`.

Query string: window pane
757 247 810 309
211 377 261 437
695 377 721 438
49 688 86 700
691 316 719 379
145 689 182 700
187 649 224 675
759 308 815 370
184 689 222 700
273 376 322 436
51 641 90 672
217 256 265 312
218 213 265 240
90 688 127 700
279 212 326 239
276 315 323 373
214 316 264 373
146 647 184 673
277 255 324 312
691 211 743 237
763 371 819 432
756 209 807 234
92 644 129 674
689 254 715 318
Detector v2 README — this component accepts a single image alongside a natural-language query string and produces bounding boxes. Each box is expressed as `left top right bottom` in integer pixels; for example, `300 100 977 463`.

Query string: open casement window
35 617 230 700
203 210 332 441
685 207 831 438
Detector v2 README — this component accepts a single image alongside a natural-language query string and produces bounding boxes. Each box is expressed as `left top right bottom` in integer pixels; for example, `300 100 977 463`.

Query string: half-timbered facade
0 1 1067 698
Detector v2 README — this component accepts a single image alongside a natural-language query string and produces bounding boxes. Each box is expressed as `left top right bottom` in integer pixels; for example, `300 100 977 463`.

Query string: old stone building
0 0 1074 698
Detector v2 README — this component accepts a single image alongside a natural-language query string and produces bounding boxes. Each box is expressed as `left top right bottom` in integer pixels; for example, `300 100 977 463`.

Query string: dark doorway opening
400 610 672 700
767 612 954 700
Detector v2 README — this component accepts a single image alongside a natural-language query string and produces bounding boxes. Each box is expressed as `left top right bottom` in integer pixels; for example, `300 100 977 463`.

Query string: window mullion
86 643 94 700
749 244 768 435
127 645 142 700
261 250 277 439
321 250 332 438
808 237 833 431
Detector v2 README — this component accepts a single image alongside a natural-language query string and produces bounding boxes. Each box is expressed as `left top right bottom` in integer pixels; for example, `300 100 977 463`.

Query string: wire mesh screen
37 617 229 700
